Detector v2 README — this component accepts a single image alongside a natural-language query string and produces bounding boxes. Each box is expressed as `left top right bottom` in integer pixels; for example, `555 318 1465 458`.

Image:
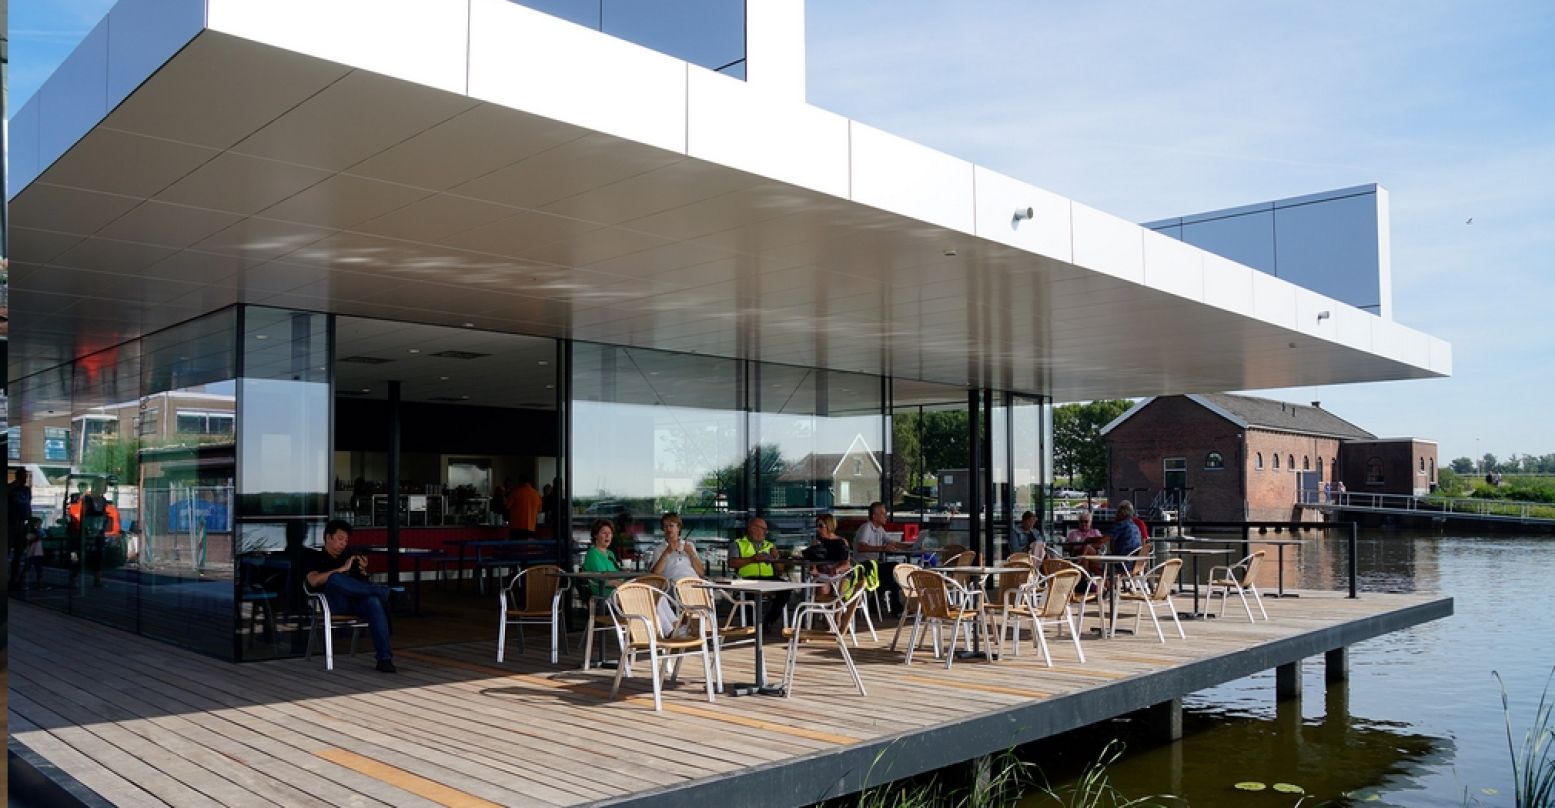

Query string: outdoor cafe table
1169 547 1235 619
933 565 1031 659
1083 554 1144 638
443 538 556 591
556 570 644 669
696 579 819 696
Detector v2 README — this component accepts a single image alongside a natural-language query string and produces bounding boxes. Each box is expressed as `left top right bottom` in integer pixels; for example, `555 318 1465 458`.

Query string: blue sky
10 1 1554 464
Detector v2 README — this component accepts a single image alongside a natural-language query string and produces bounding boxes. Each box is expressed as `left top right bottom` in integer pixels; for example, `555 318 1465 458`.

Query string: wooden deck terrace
8 591 1452 807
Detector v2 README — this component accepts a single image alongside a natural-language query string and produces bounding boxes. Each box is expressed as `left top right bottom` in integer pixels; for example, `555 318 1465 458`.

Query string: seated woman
1071 508 1109 582
585 518 677 634
805 513 853 597
648 512 705 583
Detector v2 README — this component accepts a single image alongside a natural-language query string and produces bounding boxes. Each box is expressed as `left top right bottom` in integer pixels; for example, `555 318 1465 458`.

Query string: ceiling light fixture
538 360 549 366
255 334 269 340
462 322 475 328
439 376 450 381
1012 206 1035 222
408 348 421 354
1316 310 1332 322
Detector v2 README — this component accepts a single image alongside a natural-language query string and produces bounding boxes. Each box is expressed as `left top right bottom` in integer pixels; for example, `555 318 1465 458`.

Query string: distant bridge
1297 490 1555 527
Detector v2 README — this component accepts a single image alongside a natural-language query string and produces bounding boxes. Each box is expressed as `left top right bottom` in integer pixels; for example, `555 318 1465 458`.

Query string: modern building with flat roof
6 0 1449 660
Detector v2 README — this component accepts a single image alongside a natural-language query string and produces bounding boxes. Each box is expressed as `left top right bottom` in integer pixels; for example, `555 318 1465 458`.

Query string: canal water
1031 531 1555 807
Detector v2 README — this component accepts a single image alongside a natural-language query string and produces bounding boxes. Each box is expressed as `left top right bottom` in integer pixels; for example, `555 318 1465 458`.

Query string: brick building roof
1103 393 1376 440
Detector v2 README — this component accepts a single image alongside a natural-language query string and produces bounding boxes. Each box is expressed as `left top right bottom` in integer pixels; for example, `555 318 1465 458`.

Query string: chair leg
1250 585 1269 620
497 617 508 663
944 616 964 670
582 618 597 670
889 604 911 652
609 648 629 698
1034 618 1053 667
1236 584 1254 622
860 595 879 642
305 615 318 660
905 615 924 665
649 649 664 712
550 609 561 665
323 622 335 671
1147 602 1164 643
1064 608 1086 664
1166 597 1186 638
836 630 867 697
701 646 716 703
516 623 526 655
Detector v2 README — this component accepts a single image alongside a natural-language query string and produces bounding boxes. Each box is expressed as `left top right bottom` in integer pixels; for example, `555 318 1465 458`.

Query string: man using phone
305 519 396 672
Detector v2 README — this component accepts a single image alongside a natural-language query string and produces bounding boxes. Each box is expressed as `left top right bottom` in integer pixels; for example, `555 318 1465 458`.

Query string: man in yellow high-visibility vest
729 517 789 631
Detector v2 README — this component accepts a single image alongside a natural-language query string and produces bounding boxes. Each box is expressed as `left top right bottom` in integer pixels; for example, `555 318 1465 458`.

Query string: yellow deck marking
316 748 503 808
398 650 861 746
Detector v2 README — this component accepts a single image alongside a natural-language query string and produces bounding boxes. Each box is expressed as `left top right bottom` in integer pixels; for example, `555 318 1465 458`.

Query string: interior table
361 546 449 615
696 579 819 696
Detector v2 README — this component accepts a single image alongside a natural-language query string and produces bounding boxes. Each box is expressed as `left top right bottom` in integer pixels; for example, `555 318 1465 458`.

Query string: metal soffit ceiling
6 31 1442 403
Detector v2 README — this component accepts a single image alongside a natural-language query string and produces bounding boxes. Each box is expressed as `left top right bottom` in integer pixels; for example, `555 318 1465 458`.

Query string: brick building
1101 394 1433 521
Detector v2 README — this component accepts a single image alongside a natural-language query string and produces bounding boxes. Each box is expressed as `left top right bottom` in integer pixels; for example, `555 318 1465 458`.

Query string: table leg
457 545 467 591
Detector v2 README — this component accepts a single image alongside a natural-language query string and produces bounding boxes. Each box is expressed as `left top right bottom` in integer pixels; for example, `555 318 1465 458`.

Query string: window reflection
511 0 747 77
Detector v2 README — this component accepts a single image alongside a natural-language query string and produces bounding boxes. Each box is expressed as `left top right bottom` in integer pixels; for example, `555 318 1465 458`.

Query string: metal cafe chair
999 567 1086 666
1120 558 1187 642
302 581 369 671
1207 550 1270 622
497 564 567 664
608 583 716 712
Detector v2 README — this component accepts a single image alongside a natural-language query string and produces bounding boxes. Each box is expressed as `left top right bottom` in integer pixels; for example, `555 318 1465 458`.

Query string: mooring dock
8 592 1451 807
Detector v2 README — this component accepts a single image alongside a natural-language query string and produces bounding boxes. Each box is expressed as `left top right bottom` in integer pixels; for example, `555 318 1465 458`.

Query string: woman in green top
582 519 619 597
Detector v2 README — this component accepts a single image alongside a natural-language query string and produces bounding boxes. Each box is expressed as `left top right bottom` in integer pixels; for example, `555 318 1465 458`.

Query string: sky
9 1 1555 465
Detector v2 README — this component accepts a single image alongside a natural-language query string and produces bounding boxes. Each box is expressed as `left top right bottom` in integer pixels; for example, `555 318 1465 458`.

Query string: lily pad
1233 782 1267 791
1273 783 1306 794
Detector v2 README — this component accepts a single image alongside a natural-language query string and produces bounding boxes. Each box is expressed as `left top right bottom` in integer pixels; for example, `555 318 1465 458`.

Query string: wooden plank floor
9 590 1448 807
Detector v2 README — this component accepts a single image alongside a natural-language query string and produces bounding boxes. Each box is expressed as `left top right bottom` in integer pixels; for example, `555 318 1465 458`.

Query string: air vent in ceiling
340 355 395 364
429 350 489 360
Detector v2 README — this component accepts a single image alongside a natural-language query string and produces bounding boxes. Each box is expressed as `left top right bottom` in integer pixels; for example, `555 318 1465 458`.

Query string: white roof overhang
6 0 1452 400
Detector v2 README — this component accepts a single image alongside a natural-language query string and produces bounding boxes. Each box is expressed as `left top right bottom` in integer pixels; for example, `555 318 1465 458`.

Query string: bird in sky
1466 217 1474 225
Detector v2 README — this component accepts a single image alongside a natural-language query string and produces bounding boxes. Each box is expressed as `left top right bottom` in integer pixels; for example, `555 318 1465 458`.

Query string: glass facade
512 0 747 78
11 311 1049 660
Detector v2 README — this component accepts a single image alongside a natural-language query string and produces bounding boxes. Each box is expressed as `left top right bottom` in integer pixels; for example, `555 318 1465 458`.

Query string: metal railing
1298 489 1555 523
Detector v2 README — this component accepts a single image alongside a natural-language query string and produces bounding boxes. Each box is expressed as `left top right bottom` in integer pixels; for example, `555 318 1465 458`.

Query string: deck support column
1325 646 1348 684
1276 660 1303 701
969 754 993 799
1139 698 1183 743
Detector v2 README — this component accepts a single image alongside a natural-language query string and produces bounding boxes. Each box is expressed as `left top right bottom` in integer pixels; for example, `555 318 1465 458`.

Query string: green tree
1449 456 1475 475
1054 399 1133 493
1482 453 1499 474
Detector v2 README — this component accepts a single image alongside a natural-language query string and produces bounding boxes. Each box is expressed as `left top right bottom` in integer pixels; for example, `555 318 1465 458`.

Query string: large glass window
68 343 143 631
755 365 882 549
513 0 747 77
137 309 238 657
891 380 972 551
570 344 744 566
993 393 1047 560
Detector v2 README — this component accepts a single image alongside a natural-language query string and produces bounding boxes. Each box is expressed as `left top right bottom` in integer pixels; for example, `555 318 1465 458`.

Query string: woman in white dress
649 512 705 583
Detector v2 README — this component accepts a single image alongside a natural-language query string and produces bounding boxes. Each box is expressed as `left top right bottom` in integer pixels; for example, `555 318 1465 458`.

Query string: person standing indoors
304 519 396 672
730 517 789 632
9 468 34 587
506 477 542 539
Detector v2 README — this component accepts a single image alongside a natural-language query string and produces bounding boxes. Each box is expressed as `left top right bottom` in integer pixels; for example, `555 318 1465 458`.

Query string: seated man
851 501 908 615
1010 510 1045 558
305 519 396 672
729 517 789 631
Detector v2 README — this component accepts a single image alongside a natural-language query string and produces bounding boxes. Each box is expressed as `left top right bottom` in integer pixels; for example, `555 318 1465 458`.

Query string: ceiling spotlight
408 348 421 354
538 360 549 366
255 334 269 340
439 376 450 381
1316 310 1332 322
545 384 554 389
360 388 371 393
462 322 475 328
460 395 470 400
1013 206 1035 222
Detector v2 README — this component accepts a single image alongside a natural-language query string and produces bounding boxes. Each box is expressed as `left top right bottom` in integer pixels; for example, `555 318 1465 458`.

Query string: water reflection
1037 531 1555 807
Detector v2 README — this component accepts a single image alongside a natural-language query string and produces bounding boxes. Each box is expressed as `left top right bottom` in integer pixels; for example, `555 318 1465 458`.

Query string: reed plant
1497 669 1555 808
848 741 1175 808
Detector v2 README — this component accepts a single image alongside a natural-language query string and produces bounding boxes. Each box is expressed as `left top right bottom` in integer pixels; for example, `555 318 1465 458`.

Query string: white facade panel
468 0 688 155
849 122 974 233
1070 202 1144 284
1371 318 1430 369
1142 229 1204 302
1251 270 1297 329
745 0 806 101
106 0 205 108
971 167 1072 263
1428 335 1452 376
1333 305 1373 352
206 0 469 95
1201 253 1254 313
37 19 110 183
686 69 849 197
1294 289 1340 341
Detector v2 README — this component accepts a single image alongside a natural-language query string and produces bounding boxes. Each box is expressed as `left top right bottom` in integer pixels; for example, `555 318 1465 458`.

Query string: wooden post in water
1276 659 1303 701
